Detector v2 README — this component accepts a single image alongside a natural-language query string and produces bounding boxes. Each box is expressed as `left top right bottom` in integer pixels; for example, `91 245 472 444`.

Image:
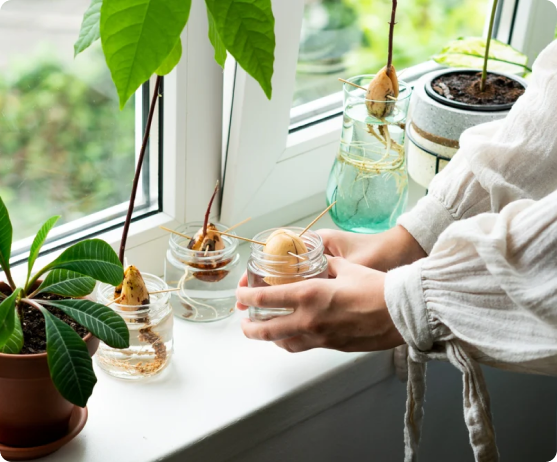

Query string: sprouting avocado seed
114 265 150 308
263 229 309 282
366 66 399 118
188 223 225 252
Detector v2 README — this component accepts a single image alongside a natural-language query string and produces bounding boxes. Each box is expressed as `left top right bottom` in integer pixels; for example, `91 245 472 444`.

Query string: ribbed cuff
385 261 433 352
397 194 455 255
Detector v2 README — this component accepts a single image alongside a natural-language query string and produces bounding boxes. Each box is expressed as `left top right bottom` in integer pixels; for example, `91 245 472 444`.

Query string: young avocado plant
0 197 128 408
74 0 276 296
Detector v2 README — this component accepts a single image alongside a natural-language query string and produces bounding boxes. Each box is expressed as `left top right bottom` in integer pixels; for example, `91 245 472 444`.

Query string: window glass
0 0 150 242
293 0 492 108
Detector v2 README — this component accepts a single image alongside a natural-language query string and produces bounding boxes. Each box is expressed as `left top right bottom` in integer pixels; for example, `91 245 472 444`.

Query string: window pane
293 0 491 108
0 0 154 243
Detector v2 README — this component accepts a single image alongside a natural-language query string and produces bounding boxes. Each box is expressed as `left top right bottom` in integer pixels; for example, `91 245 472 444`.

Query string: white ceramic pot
407 69 527 188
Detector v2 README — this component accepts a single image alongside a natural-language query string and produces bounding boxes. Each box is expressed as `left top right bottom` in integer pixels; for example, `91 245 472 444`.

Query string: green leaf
100 0 192 109
40 307 97 408
1 311 24 354
0 197 13 275
0 289 20 348
46 239 123 286
43 299 129 349
432 37 531 75
74 0 103 56
37 270 96 298
155 39 182 76
207 8 227 68
205 0 275 99
27 216 60 284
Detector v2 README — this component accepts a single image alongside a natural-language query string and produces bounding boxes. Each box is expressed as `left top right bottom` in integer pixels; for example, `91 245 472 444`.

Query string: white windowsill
37 181 427 462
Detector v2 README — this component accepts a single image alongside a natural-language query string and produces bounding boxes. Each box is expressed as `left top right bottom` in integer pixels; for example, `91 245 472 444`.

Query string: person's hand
236 257 404 353
318 225 426 272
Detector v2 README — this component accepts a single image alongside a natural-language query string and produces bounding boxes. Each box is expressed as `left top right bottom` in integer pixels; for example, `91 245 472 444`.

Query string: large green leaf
27 216 60 284
432 37 531 75
0 289 20 348
43 299 129 349
37 270 96 298
100 0 192 109
0 197 12 275
155 39 182 76
205 0 275 100
207 8 227 68
74 0 103 56
0 311 24 354
40 307 97 408
44 239 123 286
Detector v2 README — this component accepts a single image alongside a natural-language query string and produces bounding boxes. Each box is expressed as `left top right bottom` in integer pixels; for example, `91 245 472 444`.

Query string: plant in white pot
406 0 529 189
0 199 127 460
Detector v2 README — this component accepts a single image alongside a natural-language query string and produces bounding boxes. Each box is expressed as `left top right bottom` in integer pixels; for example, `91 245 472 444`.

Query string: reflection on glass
0 0 137 241
293 0 490 108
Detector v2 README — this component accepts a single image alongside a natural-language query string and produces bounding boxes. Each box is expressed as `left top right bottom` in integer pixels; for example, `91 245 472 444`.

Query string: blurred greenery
294 0 491 106
0 47 135 242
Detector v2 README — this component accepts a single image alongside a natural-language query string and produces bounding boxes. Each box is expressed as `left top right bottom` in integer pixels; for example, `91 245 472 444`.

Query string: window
0 0 222 278
221 0 557 232
0 0 159 262
293 0 492 109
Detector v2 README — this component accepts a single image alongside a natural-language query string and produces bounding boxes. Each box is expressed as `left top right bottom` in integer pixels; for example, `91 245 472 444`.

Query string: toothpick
106 295 122 307
213 230 266 246
204 246 209 256
288 252 307 261
149 288 182 295
160 226 192 240
224 217 252 233
338 78 367 91
299 202 337 237
387 95 397 101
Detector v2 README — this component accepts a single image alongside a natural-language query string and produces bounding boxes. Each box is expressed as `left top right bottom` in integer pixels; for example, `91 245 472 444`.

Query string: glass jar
96 273 173 380
164 222 242 322
247 227 328 321
326 74 412 233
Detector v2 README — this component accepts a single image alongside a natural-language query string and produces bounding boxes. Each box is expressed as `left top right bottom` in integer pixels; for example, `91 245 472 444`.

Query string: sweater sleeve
385 189 557 376
398 39 557 255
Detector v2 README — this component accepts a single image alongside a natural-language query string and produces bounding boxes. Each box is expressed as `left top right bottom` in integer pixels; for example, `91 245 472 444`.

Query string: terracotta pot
0 282 99 448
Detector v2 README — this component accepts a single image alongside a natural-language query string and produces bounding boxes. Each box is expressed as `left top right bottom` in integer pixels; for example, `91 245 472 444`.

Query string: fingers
326 255 353 278
316 229 343 257
236 272 249 310
236 282 306 309
241 317 304 342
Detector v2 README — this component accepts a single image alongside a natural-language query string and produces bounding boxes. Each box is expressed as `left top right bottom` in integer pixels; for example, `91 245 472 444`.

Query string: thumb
326 256 354 278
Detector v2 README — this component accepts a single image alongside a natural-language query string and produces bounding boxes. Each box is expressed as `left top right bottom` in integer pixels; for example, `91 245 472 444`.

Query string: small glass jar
164 222 242 322
96 274 173 380
247 227 328 321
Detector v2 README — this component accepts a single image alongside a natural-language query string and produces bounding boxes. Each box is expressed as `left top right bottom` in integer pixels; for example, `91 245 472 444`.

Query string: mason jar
247 227 328 321
96 273 173 380
164 222 242 322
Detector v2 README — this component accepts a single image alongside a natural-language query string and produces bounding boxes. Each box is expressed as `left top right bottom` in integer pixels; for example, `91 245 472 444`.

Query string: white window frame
7 0 223 281
221 0 557 234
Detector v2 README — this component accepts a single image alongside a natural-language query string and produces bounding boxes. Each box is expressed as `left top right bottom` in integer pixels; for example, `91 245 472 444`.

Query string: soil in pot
0 286 89 354
432 72 525 106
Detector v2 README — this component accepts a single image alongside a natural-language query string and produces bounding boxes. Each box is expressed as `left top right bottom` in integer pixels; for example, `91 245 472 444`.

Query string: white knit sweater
385 40 557 461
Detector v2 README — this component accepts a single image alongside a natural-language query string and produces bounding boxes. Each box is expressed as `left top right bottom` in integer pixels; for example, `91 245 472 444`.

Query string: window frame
221 0 556 234
5 0 223 280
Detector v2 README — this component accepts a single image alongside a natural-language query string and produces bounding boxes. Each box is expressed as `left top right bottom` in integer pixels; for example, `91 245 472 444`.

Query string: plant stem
386 0 398 75
481 0 499 92
119 76 162 264
0 259 17 292
20 298 43 312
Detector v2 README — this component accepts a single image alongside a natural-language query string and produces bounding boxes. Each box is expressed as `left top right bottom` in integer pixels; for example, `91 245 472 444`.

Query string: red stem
203 182 219 238
387 0 398 74
119 76 162 264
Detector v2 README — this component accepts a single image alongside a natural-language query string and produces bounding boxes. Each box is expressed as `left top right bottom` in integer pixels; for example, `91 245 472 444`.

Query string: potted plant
0 199 128 460
406 0 529 189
